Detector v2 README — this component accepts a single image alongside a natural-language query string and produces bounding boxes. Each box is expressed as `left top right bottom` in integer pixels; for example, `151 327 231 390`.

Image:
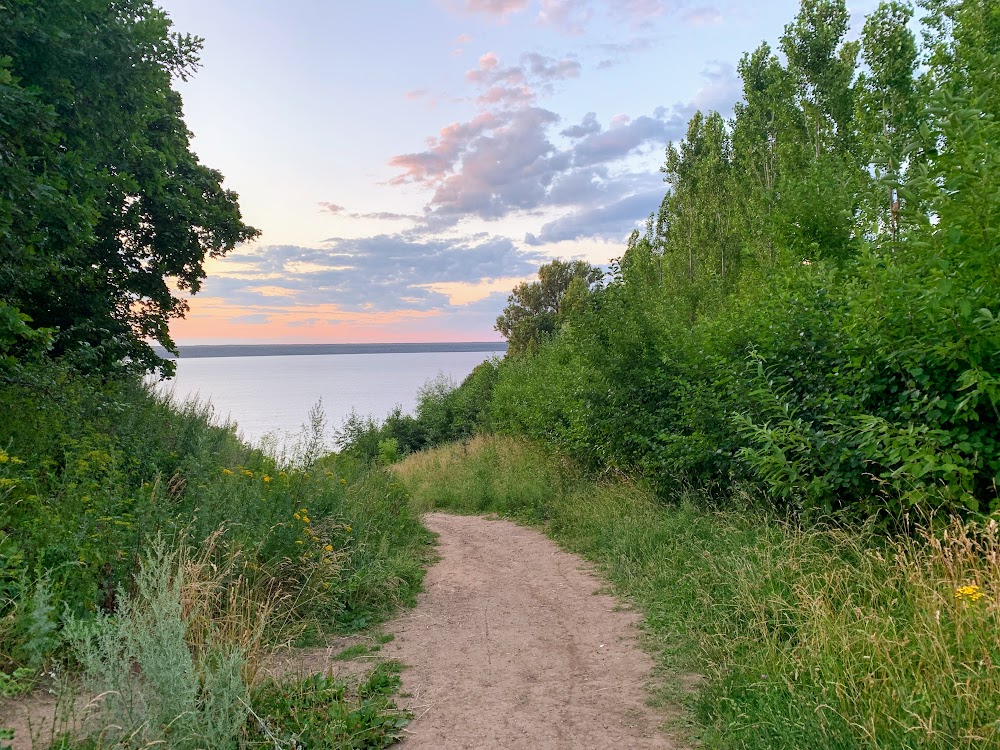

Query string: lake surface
157 344 505 453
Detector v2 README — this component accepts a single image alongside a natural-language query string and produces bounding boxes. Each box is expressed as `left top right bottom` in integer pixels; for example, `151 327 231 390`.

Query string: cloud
537 0 594 34
595 38 657 68
199 235 547 316
524 188 665 244
319 202 422 222
560 112 601 138
689 60 739 114
457 0 530 18
681 5 722 25
228 313 272 325
609 1 723 29
570 111 678 166
463 50 580 108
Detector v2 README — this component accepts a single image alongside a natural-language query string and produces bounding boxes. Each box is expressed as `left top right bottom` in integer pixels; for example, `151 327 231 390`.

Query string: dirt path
385 513 678 750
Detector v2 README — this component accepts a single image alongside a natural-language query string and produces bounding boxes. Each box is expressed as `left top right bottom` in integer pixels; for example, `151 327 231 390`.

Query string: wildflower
303 516 311 524
0 450 23 464
300 507 308 513
262 475 272 483
324 544 333 552
221 468 233 476
339 478 347 486
242 469 253 478
325 471 333 478
344 525 352 533
955 584 985 603
293 513 301 520
295 540 303 545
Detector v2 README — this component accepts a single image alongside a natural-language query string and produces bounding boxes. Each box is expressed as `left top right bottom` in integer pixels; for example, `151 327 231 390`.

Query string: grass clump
247 662 409 750
395 435 1000 750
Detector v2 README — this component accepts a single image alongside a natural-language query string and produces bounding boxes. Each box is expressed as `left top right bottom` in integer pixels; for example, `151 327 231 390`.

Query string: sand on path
386 512 679 750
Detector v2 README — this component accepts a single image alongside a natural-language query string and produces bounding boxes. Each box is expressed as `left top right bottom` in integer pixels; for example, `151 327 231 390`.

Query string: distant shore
155 342 508 359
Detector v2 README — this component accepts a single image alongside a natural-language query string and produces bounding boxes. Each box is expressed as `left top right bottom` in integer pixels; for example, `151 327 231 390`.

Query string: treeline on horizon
348 0 1000 523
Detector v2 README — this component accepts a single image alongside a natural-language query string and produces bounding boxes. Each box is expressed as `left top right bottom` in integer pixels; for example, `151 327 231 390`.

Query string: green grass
247 662 410 750
0 369 433 749
395 435 1000 750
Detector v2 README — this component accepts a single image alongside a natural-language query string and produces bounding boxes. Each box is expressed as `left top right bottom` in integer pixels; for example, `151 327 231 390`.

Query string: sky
157 0 882 344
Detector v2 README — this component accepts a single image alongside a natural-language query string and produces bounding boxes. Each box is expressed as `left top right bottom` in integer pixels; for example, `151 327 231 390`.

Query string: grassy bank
396 435 1000 750
0 370 431 749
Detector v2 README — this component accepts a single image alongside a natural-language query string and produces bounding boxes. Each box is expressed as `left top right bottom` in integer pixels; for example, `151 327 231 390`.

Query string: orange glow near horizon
169 297 504 345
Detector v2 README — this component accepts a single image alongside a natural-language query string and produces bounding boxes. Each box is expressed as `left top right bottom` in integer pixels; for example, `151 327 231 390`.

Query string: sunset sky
158 0 881 344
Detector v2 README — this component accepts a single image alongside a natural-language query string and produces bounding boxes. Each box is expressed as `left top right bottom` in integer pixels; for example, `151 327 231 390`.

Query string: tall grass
0 369 433 748
395 436 1000 750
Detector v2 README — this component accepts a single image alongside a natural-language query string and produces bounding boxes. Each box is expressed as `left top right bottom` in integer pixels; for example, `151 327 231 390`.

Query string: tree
495 260 604 356
0 0 259 376
856 1 919 238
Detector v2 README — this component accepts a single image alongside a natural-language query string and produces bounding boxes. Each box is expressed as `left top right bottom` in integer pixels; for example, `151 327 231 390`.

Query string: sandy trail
385 513 677 750
2 513 679 750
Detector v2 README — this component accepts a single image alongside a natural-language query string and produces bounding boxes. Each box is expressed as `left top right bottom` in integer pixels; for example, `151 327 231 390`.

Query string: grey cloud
571 113 678 166
560 112 601 138
203 235 546 315
228 314 272 325
524 188 665 244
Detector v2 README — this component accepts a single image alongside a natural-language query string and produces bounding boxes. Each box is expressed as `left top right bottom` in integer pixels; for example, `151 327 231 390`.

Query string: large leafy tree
0 0 258 376
495 260 604 356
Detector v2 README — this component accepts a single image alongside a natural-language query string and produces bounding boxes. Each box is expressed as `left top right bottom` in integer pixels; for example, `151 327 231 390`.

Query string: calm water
158 347 504 452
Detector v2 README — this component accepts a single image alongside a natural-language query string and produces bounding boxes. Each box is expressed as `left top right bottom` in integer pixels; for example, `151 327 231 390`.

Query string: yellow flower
339 478 347 486
0 450 23 464
242 469 253 478
303 516 311 524
295 540 303 545
325 471 333 478
955 584 986 603
300 507 308 513
221 468 233 476
293 513 301 520
324 544 333 552
344 525 352 533
262 475 272 483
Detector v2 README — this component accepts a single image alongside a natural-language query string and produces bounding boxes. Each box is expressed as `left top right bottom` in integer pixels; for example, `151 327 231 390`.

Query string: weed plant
247 662 410 749
396 436 1000 750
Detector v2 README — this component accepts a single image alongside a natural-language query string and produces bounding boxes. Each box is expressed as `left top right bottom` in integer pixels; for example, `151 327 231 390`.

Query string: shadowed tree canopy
0 0 259 376
495 260 604 356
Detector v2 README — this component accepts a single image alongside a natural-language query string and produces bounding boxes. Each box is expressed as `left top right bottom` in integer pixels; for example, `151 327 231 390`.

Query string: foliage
0 0 258 376
495 260 603 356
336 360 501 463
397 436 1000 750
70 539 253 750
247 663 410 750
477 0 1000 521
0 364 432 674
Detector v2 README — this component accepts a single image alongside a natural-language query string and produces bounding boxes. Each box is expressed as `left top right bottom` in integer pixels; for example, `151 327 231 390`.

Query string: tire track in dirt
385 513 680 750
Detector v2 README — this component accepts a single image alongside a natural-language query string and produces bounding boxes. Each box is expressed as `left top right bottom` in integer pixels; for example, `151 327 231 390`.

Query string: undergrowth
0 368 431 748
395 435 1000 750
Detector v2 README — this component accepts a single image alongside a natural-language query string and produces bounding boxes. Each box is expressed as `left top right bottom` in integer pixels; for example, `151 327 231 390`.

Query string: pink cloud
458 0 530 18
681 5 722 25
537 0 593 34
